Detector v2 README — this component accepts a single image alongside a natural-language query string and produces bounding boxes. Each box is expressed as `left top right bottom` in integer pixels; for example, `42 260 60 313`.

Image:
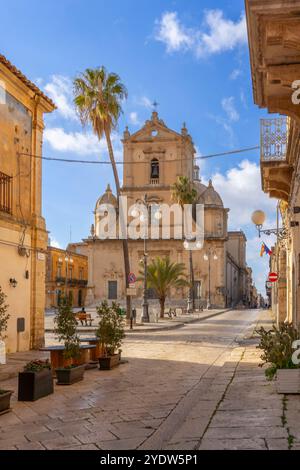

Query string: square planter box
18 369 54 401
99 353 120 370
276 369 300 394
56 364 85 385
0 390 13 415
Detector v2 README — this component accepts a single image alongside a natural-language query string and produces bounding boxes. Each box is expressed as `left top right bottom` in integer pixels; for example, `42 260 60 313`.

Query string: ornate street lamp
251 207 287 239
203 248 218 309
184 239 202 313
132 194 161 323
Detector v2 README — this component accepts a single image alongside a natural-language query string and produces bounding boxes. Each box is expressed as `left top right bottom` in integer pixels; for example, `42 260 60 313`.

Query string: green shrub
256 322 300 380
24 360 51 372
96 301 125 357
54 296 80 361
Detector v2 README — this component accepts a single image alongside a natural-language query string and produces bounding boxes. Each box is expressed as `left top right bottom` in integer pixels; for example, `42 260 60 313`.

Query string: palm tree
171 176 198 311
73 67 131 319
139 257 188 318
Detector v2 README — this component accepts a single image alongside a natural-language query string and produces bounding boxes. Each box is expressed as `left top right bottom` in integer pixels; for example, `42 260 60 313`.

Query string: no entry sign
128 273 136 284
268 272 278 283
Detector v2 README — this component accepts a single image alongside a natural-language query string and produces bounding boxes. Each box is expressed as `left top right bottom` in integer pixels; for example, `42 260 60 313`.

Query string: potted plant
54 296 84 384
96 301 125 370
0 286 12 415
18 360 53 401
256 322 300 393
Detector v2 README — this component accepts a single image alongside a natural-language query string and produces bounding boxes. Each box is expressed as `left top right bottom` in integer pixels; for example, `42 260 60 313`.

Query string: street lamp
64 254 73 299
251 207 287 239
183 239 202 313
203 248 218 309
132 194 161 323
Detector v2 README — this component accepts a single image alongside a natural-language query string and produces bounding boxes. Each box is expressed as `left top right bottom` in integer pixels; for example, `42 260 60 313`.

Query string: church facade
69 112 250 310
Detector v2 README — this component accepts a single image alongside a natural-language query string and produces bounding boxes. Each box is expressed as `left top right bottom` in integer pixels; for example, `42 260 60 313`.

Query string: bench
39 344 96 371
75 312 93 326
79 337 103 361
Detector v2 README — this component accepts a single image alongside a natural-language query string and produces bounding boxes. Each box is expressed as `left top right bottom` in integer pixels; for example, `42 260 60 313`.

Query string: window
108 280 118 300
150 159 159 180
79 268 83 280
69 266 73 280
0 171 12 214
56 265 62 278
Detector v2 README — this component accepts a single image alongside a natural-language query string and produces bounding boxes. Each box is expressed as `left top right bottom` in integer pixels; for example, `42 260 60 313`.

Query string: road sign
268 272 278 283
128 273 136 284
266 281 272 289
126 288 137 296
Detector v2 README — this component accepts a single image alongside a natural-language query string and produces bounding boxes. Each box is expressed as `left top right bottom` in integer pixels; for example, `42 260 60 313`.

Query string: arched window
151 159 159 180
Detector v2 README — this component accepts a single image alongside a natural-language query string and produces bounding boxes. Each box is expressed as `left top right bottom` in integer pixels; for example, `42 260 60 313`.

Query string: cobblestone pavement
1 308 299 450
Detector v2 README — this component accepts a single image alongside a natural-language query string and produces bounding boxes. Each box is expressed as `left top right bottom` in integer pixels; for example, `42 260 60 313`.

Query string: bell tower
122 112 196 204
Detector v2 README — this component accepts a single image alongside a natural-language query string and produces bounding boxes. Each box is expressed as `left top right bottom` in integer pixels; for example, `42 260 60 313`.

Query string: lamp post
64 254 73 300
131 194 161 323
251 206 287 239
203 248 218 309
184 239 202 313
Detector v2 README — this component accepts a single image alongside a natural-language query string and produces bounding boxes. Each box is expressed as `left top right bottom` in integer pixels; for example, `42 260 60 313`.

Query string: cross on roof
152 100 159 111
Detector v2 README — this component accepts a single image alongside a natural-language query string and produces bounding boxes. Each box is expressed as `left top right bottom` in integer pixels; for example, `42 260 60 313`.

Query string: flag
260 242 272 257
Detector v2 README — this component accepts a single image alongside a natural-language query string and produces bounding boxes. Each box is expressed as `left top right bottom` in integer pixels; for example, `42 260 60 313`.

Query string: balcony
260 118 293 201
55 277 87 287
150 178 159 186
261 118 288 163
0 171 12 214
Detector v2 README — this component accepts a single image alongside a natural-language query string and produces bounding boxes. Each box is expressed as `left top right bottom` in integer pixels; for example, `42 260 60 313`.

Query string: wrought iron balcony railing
260 117 288 162
0 171 12 214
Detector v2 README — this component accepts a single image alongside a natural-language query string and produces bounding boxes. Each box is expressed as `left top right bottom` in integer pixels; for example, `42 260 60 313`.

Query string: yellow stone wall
45 247 88 308
0 59 54 352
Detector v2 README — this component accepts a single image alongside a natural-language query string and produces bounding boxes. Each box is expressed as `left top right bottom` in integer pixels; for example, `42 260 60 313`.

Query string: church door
108 280 118 300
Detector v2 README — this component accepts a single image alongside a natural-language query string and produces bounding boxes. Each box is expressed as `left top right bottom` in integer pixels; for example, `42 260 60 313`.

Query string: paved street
1 308 299 450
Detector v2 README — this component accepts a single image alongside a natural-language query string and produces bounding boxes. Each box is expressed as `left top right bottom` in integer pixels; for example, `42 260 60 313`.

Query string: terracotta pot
55 364 85 385
276 369 300 394
0 390 13 415
18 369 53 401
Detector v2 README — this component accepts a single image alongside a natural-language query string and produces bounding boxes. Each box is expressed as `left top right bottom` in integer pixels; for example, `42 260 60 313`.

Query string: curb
45 309 232 335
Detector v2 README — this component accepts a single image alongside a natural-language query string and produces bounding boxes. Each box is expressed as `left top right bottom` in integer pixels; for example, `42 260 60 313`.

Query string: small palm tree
140 257 188 318
171 176 198 311
73 67 131 319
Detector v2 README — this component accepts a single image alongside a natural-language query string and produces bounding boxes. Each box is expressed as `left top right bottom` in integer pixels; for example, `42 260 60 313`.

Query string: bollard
130 308 136 330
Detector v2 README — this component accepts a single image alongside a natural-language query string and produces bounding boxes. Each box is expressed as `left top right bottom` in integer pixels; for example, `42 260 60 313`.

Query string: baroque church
69 111 248 309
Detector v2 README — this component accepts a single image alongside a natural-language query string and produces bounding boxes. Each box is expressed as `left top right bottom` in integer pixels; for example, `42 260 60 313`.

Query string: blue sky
0 0 278 294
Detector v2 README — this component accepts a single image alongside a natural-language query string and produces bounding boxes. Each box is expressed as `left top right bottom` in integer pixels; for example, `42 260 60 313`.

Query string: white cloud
155 12 193 52
154 10 247 57
44 127 123 160
203 160 278 294
197 10 247 57
203 160 277 229
229 69 242 80
221 97 239 122
138 96 153 109
129 111 141 126
49 237 62 249
44 75 77 120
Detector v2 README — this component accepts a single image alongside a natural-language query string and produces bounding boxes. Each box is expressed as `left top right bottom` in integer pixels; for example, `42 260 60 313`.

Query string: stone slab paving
0 308 230 382
162 309 300 451
1 308 298 451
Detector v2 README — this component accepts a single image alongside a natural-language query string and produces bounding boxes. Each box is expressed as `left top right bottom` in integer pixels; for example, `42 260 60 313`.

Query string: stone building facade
45 247 88 309
70 112 252 311
0 55 55 352
246 0 300 325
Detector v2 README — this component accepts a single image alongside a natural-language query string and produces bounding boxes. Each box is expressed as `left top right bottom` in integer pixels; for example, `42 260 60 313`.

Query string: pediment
128 112 182 142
